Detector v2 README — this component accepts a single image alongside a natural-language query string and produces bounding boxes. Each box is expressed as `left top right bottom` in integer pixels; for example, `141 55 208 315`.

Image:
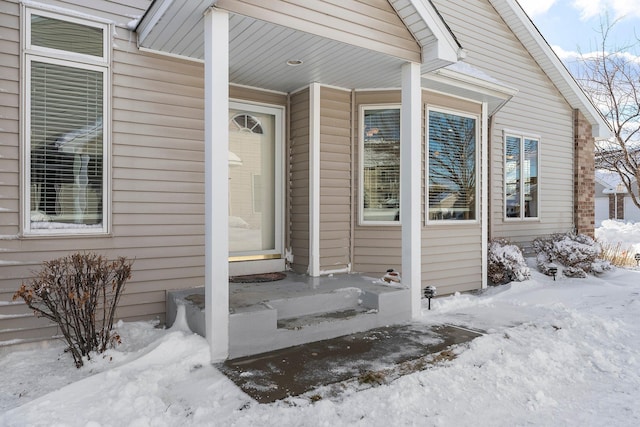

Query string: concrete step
229 306 381 358
166 279 412 359
277 306 374 330
267 287 363 320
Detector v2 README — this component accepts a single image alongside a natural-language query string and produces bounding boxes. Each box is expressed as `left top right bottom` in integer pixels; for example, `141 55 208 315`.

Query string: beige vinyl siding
422 226 482 294
0 1 19 238
432 0 575 246
289 88 310 273
0 12 287 344
423 90 483 294
217 0 420 63
0 23 206 344
230 85 288 107
319 87 352 272
352 90 402 276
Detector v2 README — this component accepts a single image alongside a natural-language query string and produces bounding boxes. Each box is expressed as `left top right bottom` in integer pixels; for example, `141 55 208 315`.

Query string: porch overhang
135 0 464 92
134 0 463 361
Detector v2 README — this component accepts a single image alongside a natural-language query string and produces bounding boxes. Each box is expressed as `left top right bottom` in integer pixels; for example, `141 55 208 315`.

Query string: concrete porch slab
217 323 483 403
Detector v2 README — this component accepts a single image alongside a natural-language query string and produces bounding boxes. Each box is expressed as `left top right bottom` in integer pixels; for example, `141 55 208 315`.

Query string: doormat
218 323 482 404
229 272 287 283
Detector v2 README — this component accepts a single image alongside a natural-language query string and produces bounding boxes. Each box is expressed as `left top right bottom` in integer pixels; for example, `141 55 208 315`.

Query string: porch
166 273 411 359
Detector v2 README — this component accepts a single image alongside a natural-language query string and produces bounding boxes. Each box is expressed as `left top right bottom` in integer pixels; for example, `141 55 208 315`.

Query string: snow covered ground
2 221 640 426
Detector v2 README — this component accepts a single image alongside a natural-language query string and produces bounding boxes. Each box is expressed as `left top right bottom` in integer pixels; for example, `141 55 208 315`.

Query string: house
595 169 640 226
0 0 609 360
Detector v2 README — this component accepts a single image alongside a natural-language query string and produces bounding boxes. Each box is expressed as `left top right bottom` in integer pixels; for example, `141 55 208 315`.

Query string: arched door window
231 113 264 134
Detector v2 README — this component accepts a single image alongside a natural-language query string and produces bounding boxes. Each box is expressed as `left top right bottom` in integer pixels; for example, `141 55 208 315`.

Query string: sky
517 0 640 60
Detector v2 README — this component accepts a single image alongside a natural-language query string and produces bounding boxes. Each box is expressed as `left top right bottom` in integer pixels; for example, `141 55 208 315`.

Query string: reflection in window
505 134 538 219
361 107 400 223
31 14 104 57
428 109 477 221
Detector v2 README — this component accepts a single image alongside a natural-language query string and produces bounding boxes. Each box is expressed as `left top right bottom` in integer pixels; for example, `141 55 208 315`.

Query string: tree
572 17 640 209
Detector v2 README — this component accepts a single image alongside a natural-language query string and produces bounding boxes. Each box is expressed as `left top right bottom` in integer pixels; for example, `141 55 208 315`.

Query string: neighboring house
595 169 640 226
0 0 608 359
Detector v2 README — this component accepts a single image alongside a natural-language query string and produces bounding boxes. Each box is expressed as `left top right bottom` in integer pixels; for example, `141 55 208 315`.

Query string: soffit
136 0 461 93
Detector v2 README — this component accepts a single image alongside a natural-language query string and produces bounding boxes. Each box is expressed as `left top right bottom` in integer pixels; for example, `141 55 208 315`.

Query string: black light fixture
423 285 437 310
635 253 640 267
548 265 558 281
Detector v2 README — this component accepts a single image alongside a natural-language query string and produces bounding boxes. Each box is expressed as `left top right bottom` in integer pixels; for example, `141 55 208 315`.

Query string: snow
2 223 640 426
596 219 640 253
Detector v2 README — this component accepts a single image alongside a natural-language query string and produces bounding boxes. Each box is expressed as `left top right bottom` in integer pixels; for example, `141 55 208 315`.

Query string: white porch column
481 102 489 289
204 7 229 361
309 83 321 277
400 62 422 319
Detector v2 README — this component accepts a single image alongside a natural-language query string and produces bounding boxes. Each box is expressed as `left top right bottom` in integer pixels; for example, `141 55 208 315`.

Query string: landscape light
423 285 437 310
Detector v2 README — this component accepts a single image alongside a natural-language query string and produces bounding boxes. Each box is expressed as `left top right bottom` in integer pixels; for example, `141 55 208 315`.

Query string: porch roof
135 0 464 93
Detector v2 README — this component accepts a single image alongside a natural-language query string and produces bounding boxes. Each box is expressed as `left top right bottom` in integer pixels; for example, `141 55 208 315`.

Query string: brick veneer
574 109 595 237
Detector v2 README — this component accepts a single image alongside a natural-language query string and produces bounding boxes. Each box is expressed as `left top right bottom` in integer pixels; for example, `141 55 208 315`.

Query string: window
360 106 401 224
228 104 283 257
24 9 109 234
427 108 478 222
505 133 539 219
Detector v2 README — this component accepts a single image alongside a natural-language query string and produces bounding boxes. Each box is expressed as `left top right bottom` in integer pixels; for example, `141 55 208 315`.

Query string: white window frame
359 104 402 226
425 106 480 225
22 6 111 236
503 130 541 221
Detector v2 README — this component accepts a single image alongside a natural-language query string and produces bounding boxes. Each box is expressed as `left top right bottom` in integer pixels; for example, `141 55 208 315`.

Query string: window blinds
30 61 104 226
362 108 401 222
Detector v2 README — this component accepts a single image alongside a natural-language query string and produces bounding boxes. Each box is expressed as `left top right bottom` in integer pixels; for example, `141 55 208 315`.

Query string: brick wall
616 194 625 219
608 194 615 219
574 109 595 237
608 194 625 220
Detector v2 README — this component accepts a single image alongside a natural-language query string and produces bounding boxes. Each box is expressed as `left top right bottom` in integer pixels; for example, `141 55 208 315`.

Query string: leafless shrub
13 253 132 368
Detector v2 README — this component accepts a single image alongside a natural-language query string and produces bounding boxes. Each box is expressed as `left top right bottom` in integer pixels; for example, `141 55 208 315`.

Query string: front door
228 102 283 261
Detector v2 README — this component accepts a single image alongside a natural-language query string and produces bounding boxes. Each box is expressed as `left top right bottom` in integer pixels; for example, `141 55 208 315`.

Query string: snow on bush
532 233 611 278
487 239 531 285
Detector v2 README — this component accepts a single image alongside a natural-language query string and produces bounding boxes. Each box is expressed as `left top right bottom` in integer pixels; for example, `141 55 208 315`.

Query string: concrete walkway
217 322 482 403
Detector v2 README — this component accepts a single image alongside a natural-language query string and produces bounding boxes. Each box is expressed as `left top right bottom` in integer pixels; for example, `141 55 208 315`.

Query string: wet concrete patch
217 323 482 403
